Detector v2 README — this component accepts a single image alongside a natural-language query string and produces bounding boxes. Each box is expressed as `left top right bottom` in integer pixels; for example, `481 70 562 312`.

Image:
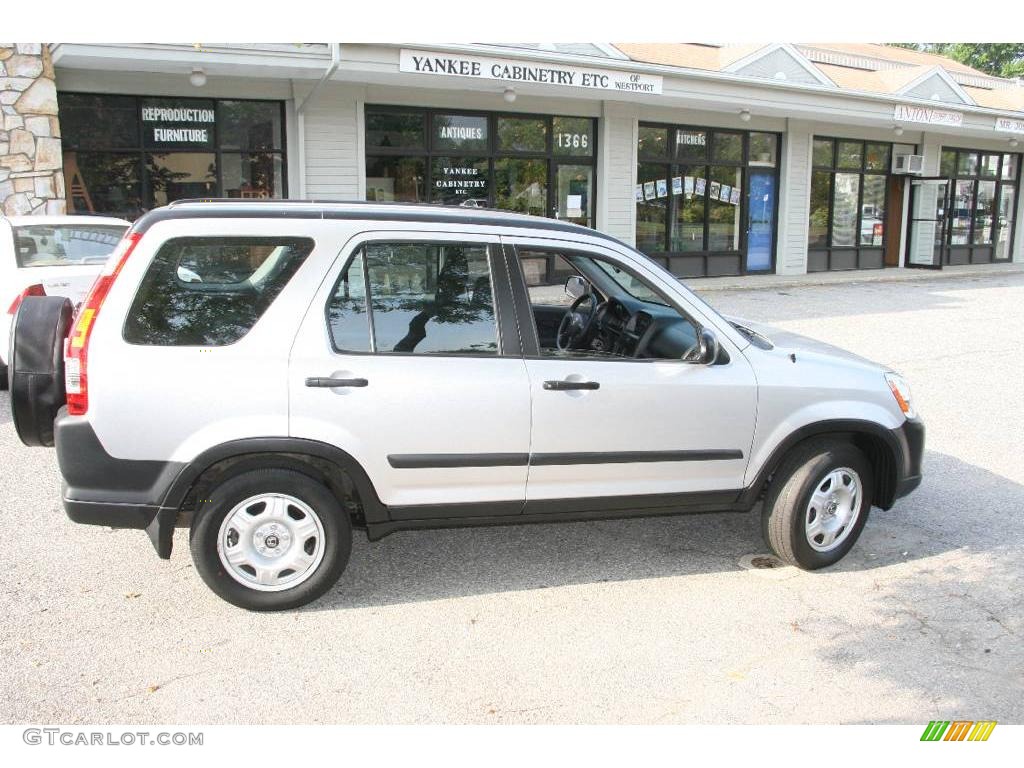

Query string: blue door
746 170 776 272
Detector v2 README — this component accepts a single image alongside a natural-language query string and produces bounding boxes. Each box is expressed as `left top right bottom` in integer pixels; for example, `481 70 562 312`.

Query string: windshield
592 258 667 307
13 224 127 268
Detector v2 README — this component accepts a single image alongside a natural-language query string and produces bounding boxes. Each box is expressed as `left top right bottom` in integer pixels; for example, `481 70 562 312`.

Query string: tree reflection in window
327 243 498 355
124 237 314 346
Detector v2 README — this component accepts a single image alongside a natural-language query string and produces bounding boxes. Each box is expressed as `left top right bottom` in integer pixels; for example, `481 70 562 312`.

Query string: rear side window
123 236 313 346
327 242 498 355
13 224 127 267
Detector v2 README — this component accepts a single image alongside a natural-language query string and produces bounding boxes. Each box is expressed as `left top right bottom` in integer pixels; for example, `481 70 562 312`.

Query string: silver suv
8 201 923 610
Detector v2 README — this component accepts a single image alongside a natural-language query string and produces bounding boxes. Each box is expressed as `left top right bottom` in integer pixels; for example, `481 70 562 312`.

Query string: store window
808 137 892 271
60 93 287 220
939 148 1020 264
364 107 597 227
635 124 780 277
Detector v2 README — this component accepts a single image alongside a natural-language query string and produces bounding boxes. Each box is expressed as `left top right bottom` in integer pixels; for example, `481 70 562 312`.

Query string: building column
775 118 813 274
919 131 943 176
1014 167 1024 263
0 44 65 216
597 100 638 245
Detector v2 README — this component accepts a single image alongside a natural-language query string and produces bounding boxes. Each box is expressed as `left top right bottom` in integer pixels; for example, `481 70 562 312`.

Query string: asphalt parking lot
1 270 1022 725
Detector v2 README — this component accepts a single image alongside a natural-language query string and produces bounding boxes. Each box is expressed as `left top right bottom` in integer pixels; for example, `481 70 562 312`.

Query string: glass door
905 178 948 269
552 163 594 228
746 169 776 272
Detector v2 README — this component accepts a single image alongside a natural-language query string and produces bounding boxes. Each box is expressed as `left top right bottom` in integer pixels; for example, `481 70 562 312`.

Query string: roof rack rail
165 198 503 212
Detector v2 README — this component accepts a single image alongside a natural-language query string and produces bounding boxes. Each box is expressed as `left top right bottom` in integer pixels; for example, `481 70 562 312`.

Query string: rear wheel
761 438 873 569
190 468 351 610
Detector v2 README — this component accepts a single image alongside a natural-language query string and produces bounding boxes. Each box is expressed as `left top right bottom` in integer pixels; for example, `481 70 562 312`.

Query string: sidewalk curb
687 265 1024 293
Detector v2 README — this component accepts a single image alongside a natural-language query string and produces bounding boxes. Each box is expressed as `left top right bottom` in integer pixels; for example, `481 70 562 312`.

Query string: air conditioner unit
893 154 925 174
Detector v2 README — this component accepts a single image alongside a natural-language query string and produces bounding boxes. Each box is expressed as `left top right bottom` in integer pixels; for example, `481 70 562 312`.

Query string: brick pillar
0 44 65 216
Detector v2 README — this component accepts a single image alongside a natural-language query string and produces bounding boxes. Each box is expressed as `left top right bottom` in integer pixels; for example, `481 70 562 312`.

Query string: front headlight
885 372 916 419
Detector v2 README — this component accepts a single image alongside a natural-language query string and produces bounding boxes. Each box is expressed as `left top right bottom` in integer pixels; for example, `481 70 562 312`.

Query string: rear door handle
305 377 368 388
543 380 600 391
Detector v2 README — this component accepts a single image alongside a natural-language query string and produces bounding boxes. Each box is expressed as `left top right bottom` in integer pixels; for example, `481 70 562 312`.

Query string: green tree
888 43 1024 78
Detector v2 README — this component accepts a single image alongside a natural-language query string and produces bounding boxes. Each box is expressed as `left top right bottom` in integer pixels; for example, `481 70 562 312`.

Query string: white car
7 201 923 610
1 215 129 388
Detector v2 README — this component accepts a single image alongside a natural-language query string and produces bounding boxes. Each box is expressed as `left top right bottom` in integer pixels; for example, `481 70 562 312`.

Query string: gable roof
610 43 1023 111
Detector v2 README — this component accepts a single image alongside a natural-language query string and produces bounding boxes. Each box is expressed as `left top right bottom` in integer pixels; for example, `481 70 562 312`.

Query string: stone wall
0 44 65 216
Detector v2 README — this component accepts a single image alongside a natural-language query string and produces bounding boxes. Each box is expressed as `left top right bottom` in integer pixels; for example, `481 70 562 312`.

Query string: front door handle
305 377 368 388
543 380 600 391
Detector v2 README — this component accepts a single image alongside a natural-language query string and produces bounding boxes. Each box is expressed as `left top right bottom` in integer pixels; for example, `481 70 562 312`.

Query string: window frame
59 92 288 218
323 235 519 359
364 105 598 226
940 146 1021 263
808 136 894 271
634 121 782 278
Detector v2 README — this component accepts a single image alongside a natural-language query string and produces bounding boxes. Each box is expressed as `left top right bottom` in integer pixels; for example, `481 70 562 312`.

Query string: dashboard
588 296 699 359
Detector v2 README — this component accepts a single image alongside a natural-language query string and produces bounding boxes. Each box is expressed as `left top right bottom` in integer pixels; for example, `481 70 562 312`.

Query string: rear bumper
891 417 925 501
55 408 183 558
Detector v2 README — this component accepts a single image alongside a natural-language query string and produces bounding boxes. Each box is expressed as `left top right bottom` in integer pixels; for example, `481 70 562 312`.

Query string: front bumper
891 417 925 501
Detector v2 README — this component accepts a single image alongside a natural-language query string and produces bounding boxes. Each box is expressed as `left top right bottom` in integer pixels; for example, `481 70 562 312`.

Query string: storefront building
3 42 1024 278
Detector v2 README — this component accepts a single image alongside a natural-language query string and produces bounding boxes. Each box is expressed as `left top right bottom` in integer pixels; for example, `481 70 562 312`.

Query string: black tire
9 295 73 447
190 468 352 611
761 438 873 570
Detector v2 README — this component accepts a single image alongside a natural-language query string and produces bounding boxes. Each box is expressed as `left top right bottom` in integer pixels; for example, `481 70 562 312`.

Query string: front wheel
190 468 352 610
761 439 873 569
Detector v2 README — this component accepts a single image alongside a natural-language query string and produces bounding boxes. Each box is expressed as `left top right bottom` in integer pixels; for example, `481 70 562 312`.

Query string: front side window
13 224 127 268
124 237 313 346
327 243 499 356
516 248 696 361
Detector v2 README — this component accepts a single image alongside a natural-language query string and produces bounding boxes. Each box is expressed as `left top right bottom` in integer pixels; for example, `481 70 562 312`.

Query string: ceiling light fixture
189 67 207 88
503 87 516 103
894 125 905 136
739 108 751 122
1011 137 1020 148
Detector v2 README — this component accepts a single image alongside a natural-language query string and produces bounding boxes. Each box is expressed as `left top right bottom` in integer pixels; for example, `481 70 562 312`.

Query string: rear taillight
7 283 46 315
65 231 142 416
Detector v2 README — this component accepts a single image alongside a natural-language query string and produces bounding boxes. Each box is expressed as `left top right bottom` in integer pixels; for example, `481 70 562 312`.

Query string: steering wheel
556 293 600 352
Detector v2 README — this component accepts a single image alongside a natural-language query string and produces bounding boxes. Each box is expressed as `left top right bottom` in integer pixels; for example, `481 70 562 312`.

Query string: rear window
13 224 127 268
123 236 314 346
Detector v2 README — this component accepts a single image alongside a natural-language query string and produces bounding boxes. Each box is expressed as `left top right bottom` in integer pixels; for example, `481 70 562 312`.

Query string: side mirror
686 327 721 365
565 275 589 300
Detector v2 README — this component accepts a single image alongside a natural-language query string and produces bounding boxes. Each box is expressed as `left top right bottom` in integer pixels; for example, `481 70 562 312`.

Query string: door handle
543 380 600 391
305 377 369 388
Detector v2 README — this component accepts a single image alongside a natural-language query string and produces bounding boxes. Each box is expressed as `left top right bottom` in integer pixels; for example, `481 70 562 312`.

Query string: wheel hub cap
805 467 862 553
216 493 326 592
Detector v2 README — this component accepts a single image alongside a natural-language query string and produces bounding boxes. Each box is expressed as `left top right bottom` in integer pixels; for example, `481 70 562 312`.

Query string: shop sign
995 117 1024 134
400 49 663 96
893 104 963 128
142 99 215 147
434 165 486 196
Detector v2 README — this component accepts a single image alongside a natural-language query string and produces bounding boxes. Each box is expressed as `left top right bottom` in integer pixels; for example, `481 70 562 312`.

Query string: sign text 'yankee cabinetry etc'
400 49 663 96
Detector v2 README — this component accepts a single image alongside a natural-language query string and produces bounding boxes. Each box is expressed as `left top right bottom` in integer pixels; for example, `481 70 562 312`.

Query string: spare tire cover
9 295 74 447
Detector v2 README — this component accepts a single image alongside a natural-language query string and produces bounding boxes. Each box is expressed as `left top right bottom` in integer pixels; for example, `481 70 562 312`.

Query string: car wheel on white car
190 468 352 611
761 438 873 569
